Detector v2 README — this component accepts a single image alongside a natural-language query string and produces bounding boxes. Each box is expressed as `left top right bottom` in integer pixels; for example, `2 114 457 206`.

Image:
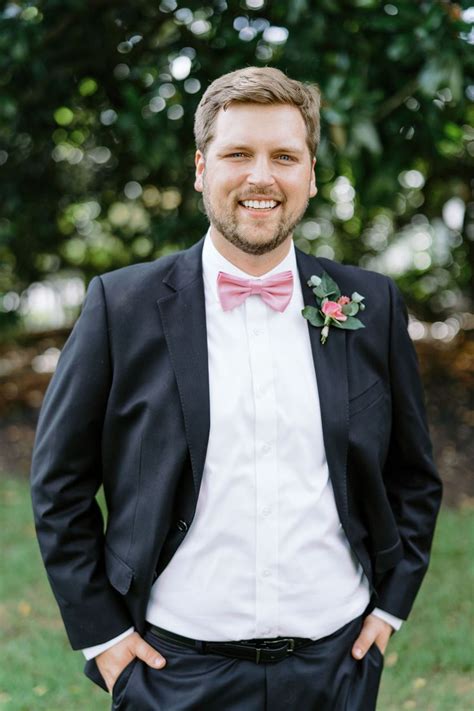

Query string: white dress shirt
83 230 401 659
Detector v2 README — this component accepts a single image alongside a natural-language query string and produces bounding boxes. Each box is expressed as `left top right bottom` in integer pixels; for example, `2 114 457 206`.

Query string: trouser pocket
112 658 138 710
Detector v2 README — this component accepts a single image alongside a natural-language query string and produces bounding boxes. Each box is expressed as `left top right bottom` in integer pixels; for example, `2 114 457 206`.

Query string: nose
247 156 275 188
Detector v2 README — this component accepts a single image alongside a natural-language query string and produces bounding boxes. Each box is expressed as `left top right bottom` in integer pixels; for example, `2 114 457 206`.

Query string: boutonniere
302 271 366 344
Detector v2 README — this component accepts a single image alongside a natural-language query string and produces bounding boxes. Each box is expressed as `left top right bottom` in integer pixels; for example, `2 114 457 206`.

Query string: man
31 67 442 710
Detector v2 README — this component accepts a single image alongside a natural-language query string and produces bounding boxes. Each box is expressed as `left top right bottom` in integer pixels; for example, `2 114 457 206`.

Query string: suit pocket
83 657 109 692
112 657 138 709
349 379 386 417
347 643 384 711
369 642 384 665
105 543 134 595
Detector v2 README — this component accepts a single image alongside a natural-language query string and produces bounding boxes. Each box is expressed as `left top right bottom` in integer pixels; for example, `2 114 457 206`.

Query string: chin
234 233 288 256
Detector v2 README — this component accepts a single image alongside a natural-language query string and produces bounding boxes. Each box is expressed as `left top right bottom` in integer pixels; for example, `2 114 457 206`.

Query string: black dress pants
111 613 384 711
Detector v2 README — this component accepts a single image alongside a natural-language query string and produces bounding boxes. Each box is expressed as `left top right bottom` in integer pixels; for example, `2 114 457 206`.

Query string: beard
201 177 310 256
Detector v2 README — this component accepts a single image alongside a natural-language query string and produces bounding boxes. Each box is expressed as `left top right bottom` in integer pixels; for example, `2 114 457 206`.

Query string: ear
309 157 317 198
194 150 205 193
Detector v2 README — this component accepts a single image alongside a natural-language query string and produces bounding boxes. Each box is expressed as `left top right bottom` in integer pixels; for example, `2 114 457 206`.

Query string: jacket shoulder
97 249 184 291
83 247 194 316
316 256 392 289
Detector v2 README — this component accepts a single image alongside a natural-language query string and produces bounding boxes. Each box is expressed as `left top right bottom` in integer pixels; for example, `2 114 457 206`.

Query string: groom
31 67 442 710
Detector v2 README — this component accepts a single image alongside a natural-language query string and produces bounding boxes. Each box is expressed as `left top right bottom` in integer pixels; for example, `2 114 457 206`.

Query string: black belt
147 624 315 664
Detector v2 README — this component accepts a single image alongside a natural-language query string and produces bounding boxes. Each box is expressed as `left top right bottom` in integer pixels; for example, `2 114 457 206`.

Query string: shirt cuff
82 627 135 660
371 607 403 631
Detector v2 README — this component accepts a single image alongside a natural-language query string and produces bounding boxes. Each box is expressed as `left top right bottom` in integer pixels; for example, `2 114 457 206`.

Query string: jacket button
176 519 188 532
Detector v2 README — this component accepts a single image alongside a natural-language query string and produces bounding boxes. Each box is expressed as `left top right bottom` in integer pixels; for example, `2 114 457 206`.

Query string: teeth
241 200 278 209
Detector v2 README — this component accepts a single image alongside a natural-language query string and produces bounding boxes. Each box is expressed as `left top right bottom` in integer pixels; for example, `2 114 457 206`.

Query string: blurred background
0 0 473 709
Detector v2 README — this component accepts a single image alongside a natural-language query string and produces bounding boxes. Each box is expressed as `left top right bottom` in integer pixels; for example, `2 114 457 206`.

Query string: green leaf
301 306 325 327
320 271 341 299
322 108 347 126
352 119 382 155
351 291 365 303
418 58 445 96
342 302 359 316
341 316 365 330
446 57 463 103
286 0 308 24
313 285 327 299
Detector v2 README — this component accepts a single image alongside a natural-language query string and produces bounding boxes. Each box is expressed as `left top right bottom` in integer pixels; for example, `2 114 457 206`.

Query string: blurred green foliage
0 0 472 330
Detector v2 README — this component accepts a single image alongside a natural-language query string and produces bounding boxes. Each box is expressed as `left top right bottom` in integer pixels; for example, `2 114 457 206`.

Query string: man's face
194 103 317 256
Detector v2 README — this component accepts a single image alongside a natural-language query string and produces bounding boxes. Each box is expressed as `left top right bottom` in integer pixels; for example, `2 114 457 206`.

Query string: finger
374 627 392 655
133 636 167 669
351 619 378 660
96 647 135 693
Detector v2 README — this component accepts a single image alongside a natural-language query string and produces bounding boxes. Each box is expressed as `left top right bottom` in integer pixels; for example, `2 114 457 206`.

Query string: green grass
1 474 472 710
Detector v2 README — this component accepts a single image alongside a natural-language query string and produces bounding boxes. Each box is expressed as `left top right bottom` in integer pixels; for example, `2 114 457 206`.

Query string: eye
277 154 295 162
227 152 247 158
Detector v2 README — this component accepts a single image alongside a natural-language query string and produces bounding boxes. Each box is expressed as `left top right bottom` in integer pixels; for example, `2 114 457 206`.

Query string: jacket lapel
157 237 210 500
295 248 350 529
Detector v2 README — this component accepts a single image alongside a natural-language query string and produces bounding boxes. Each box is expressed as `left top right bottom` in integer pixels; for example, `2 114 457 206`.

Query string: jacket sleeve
30 276 133 649
375 277 443 618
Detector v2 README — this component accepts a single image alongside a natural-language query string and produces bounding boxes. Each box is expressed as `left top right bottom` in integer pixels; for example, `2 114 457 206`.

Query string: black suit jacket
30 236 442 656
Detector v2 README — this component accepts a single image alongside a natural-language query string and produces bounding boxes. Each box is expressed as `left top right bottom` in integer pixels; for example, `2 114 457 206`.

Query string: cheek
209 177 243 200
278 172 310 197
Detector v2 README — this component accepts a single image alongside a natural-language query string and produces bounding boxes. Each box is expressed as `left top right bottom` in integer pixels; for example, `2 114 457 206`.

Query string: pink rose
337 295 351 305
322 300 348 321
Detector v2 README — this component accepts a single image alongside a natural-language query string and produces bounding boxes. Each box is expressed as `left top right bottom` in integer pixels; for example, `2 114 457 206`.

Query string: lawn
1 474 472 710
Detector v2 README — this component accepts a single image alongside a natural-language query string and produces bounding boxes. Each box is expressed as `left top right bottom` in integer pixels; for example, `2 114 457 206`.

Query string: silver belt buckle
255 638 295 663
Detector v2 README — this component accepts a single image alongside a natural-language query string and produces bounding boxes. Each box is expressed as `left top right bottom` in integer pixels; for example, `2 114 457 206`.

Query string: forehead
210 102 308 151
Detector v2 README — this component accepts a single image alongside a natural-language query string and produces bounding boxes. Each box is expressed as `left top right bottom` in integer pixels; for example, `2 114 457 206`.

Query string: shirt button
262 506 272 517
262 443 272 454
262 569 271 577
253 328 262 336
256 386 265 398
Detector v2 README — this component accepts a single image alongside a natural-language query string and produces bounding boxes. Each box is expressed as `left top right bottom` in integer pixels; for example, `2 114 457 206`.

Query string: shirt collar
202 227 298 304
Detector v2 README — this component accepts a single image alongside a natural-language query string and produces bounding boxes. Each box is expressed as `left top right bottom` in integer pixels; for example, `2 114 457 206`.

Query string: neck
209 227 292 277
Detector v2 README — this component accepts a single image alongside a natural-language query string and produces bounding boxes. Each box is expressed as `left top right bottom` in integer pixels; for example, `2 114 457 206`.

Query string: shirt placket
245 294 279 638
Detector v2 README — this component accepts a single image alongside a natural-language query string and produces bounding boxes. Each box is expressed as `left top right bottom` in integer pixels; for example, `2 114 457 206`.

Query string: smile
238 199 280 211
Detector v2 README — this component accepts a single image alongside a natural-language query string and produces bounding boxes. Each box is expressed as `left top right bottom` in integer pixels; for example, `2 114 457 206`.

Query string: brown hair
194 66 321 159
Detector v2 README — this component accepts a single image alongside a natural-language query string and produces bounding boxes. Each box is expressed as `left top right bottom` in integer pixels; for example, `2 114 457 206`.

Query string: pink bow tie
217 270 294 312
